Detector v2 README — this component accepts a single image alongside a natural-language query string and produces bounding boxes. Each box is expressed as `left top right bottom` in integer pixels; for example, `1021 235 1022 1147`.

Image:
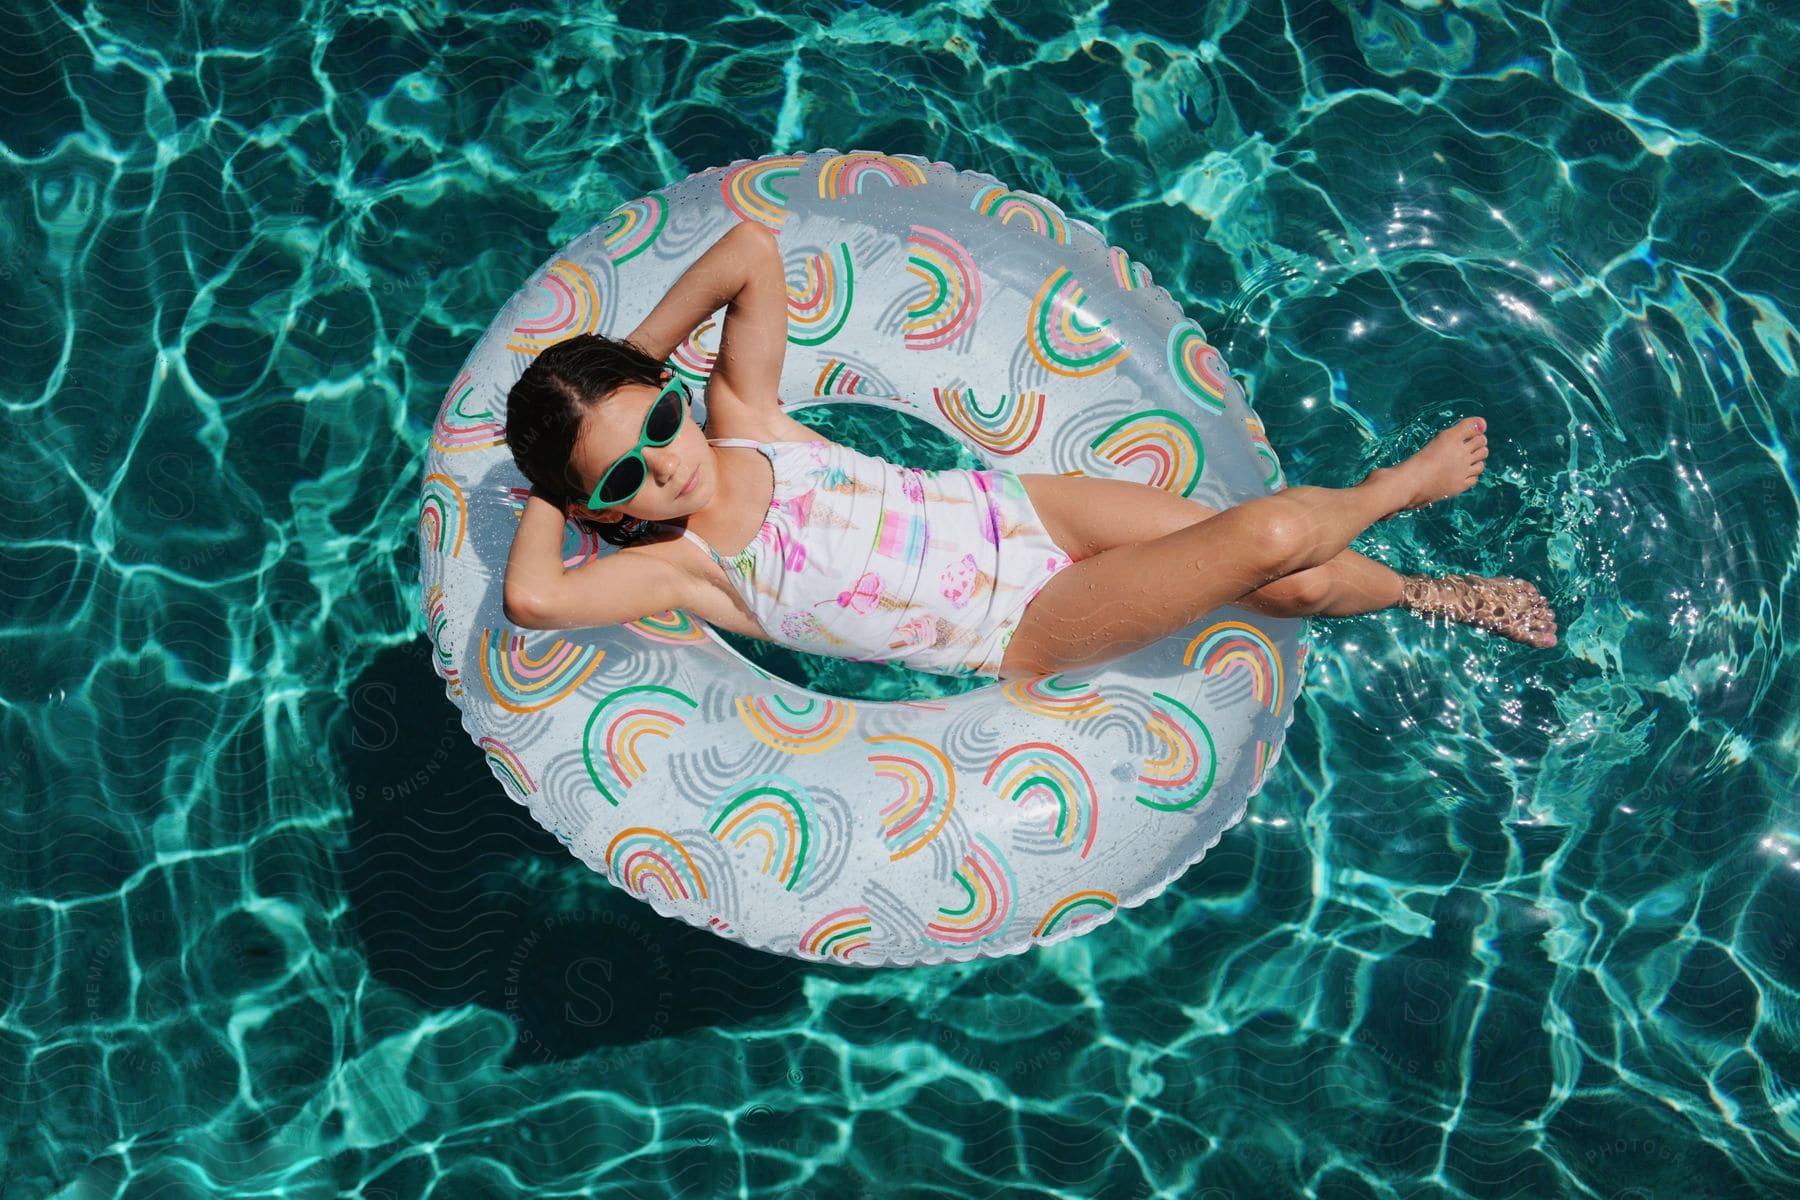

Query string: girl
502 221 1557 681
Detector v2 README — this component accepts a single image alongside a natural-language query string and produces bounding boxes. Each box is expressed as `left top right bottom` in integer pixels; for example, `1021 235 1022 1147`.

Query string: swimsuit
672 437 1076 679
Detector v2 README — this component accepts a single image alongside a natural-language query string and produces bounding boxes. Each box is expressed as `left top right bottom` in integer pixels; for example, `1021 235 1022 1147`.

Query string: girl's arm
502 486 697 631
502 485 577 626
624 220 784 366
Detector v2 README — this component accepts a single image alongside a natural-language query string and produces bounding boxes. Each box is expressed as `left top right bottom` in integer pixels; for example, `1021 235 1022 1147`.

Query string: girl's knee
1255 565 1332 616
1239 495 1312 579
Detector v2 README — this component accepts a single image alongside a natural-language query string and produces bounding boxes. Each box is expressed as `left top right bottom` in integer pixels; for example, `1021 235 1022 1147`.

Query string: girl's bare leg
998 419 1490 678
1246 556 1558 647
1000 420 1490 676
1016 418 1557 653
997 482 1393 677
1240 553 1404 618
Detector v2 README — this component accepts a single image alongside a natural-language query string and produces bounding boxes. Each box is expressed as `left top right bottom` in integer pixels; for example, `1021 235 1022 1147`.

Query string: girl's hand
566 499 605 523
528 484 579 517
526 483 609 525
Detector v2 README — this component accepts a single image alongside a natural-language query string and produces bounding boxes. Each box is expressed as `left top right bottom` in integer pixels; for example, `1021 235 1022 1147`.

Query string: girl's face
566 372 712 523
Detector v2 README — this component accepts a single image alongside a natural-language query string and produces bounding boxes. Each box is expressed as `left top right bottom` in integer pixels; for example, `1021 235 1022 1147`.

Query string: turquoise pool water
5 0 1798 1196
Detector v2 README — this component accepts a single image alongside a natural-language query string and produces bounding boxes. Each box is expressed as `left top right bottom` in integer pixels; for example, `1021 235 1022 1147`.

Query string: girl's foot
1398 573 1559 648
1375 417 1490 517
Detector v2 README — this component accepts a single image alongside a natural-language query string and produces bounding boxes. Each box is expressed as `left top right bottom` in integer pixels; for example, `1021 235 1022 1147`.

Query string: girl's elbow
502 587 543 629
735 219 780 248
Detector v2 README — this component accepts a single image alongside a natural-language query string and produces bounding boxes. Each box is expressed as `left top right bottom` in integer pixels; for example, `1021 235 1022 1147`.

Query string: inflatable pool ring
417 149 1308 968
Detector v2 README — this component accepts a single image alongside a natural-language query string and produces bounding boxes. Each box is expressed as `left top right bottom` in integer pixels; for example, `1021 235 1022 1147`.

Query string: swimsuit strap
679 527 723 565
683 438 783 567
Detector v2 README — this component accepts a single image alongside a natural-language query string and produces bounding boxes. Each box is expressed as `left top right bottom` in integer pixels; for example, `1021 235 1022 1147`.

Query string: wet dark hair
503 332 670 547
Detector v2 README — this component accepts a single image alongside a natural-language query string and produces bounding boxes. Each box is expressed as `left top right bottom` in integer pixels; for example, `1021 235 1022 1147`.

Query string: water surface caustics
1 0 1796 1197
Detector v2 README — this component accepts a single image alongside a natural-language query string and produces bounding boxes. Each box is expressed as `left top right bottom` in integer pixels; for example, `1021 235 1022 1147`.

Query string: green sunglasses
586 375 690 509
